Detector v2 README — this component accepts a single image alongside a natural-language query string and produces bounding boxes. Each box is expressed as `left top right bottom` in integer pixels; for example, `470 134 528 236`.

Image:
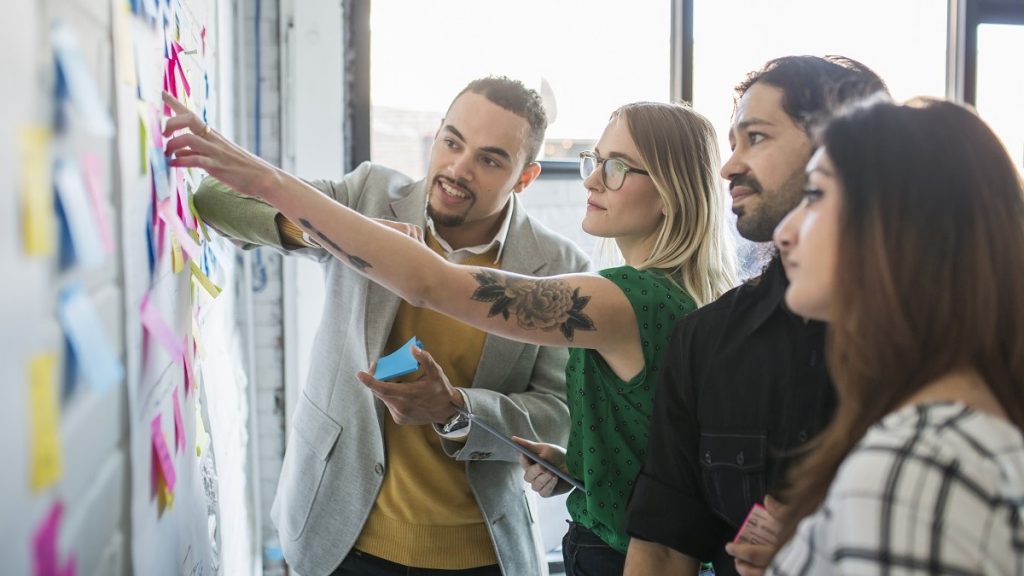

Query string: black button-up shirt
625 257 834 576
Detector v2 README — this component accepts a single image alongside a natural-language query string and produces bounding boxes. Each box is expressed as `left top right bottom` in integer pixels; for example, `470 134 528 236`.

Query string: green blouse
564 266 696 554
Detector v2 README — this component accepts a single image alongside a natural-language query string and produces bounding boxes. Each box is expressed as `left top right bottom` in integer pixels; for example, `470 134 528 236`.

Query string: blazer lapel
363 180 428 359
472 195 546 391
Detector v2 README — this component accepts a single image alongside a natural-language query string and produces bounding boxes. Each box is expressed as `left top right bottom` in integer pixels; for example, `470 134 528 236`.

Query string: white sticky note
54 157 105 269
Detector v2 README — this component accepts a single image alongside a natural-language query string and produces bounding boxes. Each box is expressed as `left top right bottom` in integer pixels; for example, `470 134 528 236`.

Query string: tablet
453 405 585 492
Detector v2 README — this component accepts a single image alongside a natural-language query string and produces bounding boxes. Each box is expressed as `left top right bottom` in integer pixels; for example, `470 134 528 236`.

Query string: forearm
260 168 451 305
625 539 699 576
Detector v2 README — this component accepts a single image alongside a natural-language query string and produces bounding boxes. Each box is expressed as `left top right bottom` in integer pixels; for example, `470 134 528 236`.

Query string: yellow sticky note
21 126 55 256
138 114 148 176
115 0 137 86
171 236 184 273
29 353 63 491
190 261 222 298
156 474 174 515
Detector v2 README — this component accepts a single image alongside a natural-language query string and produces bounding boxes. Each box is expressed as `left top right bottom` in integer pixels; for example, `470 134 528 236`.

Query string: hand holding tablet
452 405 585 492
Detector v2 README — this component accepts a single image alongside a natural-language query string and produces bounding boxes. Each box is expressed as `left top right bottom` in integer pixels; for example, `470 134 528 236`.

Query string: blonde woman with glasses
165 93 735 574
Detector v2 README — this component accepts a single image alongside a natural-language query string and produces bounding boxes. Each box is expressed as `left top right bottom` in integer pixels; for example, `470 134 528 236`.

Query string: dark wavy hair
778 98 1024 545
451 76 548 166
735 55 889 130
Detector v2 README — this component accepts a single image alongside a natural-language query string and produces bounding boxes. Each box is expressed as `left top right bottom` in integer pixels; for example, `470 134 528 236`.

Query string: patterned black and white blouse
770 402 1024 575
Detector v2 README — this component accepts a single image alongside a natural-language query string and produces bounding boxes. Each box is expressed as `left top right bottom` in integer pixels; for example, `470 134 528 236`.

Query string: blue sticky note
150 147 171 200
51 22 115 137
373 336 423 381
58 284 124 392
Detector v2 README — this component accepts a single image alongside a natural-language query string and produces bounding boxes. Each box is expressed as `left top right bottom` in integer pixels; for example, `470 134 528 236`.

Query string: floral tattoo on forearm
298 218 372 272
469 270 596 341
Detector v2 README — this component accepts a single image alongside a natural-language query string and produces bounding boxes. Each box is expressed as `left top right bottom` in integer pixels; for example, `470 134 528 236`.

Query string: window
975 23 1024 172
369 0 673 172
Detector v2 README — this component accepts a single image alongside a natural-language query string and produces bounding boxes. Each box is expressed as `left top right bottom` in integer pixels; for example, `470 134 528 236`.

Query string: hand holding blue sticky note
373 336 423 381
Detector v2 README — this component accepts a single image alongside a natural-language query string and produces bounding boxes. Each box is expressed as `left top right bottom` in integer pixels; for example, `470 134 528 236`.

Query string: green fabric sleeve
193 177 288 250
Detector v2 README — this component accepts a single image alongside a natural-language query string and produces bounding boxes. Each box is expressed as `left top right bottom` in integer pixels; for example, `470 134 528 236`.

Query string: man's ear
513 162 543 193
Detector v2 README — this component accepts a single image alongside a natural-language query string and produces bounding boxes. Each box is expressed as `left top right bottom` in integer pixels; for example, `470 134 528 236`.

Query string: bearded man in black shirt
623 56 887 576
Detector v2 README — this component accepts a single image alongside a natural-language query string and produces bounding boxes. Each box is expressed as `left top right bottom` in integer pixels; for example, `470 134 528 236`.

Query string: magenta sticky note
150 414 176 491
173 387 186 454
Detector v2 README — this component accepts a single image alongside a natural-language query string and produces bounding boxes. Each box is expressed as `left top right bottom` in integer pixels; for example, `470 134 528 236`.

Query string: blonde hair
611 102 736 306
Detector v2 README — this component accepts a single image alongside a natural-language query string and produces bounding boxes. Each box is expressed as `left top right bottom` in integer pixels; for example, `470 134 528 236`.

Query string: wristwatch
440 411 470 435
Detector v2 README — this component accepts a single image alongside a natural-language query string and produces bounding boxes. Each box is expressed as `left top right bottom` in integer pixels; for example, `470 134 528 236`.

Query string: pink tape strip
80 154 115 253
140 293 185 361
158 198 200 261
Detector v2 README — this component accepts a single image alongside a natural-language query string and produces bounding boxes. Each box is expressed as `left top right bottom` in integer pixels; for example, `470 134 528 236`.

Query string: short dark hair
451 76 548 166
735 55 888 130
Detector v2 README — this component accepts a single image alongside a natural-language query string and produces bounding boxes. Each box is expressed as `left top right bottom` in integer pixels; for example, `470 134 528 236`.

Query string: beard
426 201 467 227
733 171 805 242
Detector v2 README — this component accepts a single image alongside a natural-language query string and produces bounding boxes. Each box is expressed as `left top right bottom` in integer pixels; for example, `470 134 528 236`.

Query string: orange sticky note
21 126 55 256
29 353 63 491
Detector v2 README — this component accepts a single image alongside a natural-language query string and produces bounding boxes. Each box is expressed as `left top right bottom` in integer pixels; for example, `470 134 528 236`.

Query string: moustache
435 175 473 197
729 175 762 194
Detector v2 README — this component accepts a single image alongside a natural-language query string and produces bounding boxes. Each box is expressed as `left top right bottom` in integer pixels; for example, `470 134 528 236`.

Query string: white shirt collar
425 196 515 264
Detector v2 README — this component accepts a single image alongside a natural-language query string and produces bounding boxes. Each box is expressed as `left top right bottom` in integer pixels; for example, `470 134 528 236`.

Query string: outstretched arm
164 93 642 372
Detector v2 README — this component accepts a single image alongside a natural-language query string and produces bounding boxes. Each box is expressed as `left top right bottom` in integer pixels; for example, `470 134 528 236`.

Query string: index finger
162 91 190 115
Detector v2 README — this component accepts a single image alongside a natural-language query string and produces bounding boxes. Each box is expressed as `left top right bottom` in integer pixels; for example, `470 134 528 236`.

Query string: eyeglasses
579 151 650 191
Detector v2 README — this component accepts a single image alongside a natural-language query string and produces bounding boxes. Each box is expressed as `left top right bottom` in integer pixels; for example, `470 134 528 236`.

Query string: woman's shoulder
832 402 1024 504
599 266 692 300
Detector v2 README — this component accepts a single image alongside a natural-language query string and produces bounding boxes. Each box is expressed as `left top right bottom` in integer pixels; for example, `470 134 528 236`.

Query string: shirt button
798 430 808 443
736 451 745 465
704 450 712 464
374 463 384 476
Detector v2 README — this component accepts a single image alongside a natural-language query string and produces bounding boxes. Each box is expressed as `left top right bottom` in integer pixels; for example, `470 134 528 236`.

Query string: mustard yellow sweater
354 234 500 569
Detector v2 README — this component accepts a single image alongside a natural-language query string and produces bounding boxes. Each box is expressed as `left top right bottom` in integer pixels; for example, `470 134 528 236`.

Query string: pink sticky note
79 154 114 253
150 106 163 152
175 171 195 230
171 42 192 97
183 344 195 396
57 554 76 576
158 198 200 261
165 57 177 99
173 386 186 454
150 414 176 491
140 293 185 362
32 500 62 576
150 440 160 498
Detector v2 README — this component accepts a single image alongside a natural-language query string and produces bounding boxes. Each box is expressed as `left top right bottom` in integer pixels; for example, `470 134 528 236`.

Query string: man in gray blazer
195 77 590 576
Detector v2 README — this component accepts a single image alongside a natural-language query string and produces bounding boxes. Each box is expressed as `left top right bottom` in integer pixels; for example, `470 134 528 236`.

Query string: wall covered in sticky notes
1 0 256 574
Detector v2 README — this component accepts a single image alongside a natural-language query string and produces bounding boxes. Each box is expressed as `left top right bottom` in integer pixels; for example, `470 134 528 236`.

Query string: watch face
443 414 469 434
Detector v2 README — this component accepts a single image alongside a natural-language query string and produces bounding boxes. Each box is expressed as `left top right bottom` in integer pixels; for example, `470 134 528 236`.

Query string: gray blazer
194 162 591 576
